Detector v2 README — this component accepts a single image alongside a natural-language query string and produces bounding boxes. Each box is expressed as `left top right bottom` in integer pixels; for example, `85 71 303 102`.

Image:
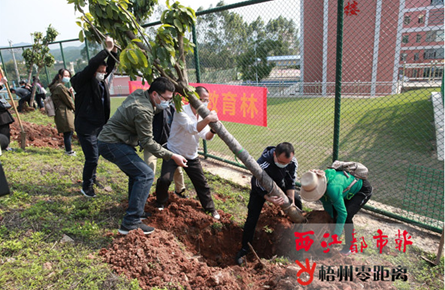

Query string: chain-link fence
0 0 443 232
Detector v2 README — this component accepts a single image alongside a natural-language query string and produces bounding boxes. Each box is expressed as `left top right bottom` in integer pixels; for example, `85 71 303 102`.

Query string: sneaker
235 248 248 265
81 187 96 198
118 223 155 235
140 212 152 221
94 180 105 189
174 188 187 198
155 202 164 211
212 210 220 220
65 151 76 156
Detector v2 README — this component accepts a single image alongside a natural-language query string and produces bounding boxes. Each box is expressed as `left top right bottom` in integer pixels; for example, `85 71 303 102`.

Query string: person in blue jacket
299 168 372 255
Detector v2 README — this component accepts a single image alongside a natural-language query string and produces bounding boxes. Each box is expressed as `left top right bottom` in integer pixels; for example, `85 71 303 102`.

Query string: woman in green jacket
300 168 372 255
48 69 76 156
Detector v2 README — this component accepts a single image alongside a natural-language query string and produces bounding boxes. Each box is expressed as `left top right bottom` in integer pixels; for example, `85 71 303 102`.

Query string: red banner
128 81 267 127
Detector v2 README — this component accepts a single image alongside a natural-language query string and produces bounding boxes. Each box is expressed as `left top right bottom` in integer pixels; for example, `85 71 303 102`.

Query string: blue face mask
275 162 288 168
62 77 70 84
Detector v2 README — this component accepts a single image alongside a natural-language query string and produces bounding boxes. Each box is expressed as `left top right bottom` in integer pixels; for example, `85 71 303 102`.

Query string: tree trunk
181 86 305 223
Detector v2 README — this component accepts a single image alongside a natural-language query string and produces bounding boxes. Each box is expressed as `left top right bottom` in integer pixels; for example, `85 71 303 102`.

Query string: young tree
22 25 59 107
68 0 304 223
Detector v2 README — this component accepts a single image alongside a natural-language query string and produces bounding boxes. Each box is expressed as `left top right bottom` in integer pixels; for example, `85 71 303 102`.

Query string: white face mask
275 162 288 168
95 73 105 82
156 94 170 110
62 77 70 84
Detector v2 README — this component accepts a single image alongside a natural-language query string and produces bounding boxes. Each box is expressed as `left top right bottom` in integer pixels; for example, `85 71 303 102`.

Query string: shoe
81 187 96 198
140 212 152 221
155 202 164 211
235 249 248 265
340 247 352 256
118 223 155 235
212 210 220 220
65 151 76 156
174 188 187 198
94 180 104 189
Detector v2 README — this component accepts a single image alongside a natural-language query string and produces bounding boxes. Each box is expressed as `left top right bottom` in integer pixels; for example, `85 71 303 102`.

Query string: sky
0 0 242 48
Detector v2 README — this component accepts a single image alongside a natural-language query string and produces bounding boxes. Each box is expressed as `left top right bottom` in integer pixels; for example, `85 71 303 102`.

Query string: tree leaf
173 19 183 33
131 38 142 43
127 50 139 65
78 30 85 43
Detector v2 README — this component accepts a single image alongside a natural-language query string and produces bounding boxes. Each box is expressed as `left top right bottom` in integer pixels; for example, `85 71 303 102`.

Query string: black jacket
152 103 175 145
251 146 298 197
71 49 117 134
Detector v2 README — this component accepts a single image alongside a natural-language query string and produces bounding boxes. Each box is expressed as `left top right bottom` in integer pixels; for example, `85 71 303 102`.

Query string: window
431 0 444 6
414 53 420 60
424 48 444 59
426 30 444 42
416 34 422 42
401 53 408 61
413 69 418 78
418 15 425 24
402 35 409 43
404 15 411 25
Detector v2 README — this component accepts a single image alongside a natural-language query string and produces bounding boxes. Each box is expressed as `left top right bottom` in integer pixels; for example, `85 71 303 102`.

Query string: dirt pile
10 117 67 149
99 195 396 289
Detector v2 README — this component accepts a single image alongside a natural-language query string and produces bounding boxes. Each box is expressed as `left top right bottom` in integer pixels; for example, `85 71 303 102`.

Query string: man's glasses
157 92 173 104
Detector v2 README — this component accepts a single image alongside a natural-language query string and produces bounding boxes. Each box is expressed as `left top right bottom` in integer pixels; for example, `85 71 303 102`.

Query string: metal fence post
60 43 67 69
333 0 345 162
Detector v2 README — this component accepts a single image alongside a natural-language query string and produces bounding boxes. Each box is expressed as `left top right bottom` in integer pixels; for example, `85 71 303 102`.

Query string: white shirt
167 104 214 159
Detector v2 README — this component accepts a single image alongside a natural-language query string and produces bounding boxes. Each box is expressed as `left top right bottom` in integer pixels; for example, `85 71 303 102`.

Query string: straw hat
300 170 327 202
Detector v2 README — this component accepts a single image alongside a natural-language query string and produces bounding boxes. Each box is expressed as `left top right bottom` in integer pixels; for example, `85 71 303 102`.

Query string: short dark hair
195 86 209 98
19 81 25 86
148 77 175 94
275 142 294 158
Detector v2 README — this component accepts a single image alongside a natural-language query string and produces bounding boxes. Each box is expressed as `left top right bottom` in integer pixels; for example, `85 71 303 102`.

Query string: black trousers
77 127 102 190
156 156 215 212
334 179 373 247
241 189 265 251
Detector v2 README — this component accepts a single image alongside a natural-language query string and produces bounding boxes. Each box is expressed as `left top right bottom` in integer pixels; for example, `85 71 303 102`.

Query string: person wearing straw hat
235 142 301 265
300 168 373 255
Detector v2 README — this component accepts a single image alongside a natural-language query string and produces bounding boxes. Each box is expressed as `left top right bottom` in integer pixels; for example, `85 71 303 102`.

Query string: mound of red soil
100 195 396 290
10 118 68 149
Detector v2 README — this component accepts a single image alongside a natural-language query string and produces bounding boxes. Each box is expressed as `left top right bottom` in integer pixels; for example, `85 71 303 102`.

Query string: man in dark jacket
235 142 301 265
70 36 118 198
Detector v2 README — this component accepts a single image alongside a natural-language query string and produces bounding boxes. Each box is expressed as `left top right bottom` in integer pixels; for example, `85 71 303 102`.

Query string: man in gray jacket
98 77 187 235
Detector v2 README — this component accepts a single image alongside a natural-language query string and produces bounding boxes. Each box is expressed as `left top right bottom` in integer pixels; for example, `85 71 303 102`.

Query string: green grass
0 109 443 289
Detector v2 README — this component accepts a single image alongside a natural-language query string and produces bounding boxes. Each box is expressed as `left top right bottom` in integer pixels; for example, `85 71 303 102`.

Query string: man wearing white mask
98 77 188 235
155 86 220 219
71 36 118 198
235 142 300 265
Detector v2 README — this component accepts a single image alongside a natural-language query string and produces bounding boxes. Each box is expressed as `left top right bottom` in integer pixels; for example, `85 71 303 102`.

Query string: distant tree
22 25 59 106
4 60 27 86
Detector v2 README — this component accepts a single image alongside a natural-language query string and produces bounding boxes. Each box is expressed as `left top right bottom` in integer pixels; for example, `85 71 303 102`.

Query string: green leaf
76 21 82 28
173 19 183 33
138 50 149 67
78 30 85 43
97 0 107 5
131 38 142 43
127 50 139 65
106 5 113 18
